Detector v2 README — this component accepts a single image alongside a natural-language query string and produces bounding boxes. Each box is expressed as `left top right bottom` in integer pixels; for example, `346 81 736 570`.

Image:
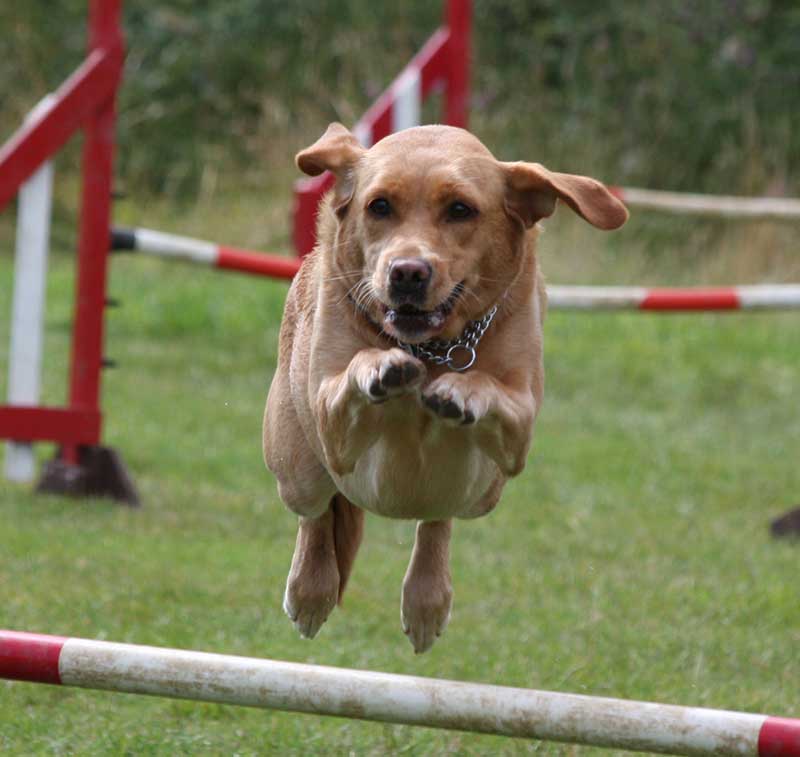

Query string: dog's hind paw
283 564 339 639
401 572 453 654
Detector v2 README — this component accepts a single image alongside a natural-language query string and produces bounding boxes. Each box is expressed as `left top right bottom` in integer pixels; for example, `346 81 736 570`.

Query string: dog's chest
334 414 497 520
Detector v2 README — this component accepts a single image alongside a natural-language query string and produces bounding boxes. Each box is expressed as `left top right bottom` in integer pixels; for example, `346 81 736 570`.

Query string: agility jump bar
2 631 799 756
609 187 800 222
111 226 300 280
112 226 800 312
547 285 800 311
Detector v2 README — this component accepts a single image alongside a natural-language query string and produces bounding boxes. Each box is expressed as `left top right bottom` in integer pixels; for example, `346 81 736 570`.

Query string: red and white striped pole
547 285 800 311
111 227 301 280
2 631 799 756
110 230 800 312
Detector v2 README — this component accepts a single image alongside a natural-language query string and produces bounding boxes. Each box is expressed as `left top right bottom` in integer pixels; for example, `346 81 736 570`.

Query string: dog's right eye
368 198 392 218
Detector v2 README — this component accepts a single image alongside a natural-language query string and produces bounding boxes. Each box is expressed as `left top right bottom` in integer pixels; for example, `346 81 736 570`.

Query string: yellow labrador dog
263 123 627 652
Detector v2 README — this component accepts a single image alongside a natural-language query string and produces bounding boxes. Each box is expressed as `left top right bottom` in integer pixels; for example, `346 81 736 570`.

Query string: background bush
1 0 798 198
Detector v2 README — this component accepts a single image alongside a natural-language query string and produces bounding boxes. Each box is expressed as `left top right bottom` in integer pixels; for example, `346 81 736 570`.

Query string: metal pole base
37 445 140 506
771 507 800 539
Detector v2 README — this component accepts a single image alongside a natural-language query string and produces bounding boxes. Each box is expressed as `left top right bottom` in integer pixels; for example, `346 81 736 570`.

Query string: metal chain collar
398 305 498 372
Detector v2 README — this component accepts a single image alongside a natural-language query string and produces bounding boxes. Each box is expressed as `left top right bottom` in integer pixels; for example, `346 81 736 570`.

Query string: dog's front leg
422 371 535 477
314 347 425 475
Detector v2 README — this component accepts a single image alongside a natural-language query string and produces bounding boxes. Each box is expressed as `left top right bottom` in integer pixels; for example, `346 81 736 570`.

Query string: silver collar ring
398 304 498 373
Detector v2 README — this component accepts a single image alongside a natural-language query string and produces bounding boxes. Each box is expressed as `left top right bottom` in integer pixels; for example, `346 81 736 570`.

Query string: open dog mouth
381 283 463 341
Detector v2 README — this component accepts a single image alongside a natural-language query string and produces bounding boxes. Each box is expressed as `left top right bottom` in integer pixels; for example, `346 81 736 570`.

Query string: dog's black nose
388 258 432 300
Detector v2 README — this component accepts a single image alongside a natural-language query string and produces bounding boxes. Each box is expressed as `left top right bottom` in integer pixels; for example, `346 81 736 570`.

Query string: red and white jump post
2 631 798 756
292 0 471 256
0 0 138 503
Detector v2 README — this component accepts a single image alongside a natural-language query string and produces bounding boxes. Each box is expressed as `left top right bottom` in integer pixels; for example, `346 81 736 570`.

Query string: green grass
1 197 799 755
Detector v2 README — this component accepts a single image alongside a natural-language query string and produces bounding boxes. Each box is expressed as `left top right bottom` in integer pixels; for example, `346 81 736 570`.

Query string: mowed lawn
1 215 798 755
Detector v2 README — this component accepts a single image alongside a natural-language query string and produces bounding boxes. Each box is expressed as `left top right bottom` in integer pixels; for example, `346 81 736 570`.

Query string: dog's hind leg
401 519 453 654
283 505 340 639
331 493 364 603
283 493 365 639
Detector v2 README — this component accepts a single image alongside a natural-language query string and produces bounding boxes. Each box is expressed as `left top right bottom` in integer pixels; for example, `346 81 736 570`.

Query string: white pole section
548 286 649 310
55 639 774 755
134 228 218 265
353 122 373 148
392 66 422 132
4 95 56 483
615 187 800 221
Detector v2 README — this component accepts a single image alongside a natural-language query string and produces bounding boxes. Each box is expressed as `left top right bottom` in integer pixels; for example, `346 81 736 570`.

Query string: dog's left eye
368 198 392 217
447 201 476 221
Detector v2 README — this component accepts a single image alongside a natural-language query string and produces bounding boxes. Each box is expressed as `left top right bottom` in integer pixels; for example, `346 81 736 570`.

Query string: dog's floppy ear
296 123 364 215
296 122 364 176
501 161 628 230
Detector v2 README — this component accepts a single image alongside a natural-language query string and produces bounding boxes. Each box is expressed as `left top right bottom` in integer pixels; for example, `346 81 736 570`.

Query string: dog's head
297 123 627 343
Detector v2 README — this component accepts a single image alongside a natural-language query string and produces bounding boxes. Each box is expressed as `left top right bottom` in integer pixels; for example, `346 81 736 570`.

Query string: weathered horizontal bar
2 631 799 756
611 187 800 221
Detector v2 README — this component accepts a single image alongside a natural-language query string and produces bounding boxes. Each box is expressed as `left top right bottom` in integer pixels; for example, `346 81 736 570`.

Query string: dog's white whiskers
335 277 367 306
455 283 482 310
354 281 379 312
324 272 362 284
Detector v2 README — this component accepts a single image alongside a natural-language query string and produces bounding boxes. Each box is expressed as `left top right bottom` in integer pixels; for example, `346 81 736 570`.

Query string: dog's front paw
283 554 340 639
354 348 425 403
401 569 453 654
422 373 488 426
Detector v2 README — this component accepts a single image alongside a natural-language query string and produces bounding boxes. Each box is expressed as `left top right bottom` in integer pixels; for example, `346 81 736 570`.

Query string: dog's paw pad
381 363 407 389
366 352 424 402
423 394 441 413
423 391 469 425
368 378 388 402
441 399 462 420
283 573 338 640
401 587 453 654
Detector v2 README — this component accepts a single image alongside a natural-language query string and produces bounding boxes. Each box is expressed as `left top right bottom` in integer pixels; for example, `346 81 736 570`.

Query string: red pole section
445 0 471 128
64 0 123 463
641 288 740 311
217 246 301 280
0 631 66 684
761 720 800 757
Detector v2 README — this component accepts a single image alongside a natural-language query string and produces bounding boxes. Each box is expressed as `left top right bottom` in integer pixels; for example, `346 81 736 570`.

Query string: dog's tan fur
263 124 627 652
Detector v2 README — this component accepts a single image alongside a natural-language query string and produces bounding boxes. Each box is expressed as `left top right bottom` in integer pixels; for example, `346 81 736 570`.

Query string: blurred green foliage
1 0 798 197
